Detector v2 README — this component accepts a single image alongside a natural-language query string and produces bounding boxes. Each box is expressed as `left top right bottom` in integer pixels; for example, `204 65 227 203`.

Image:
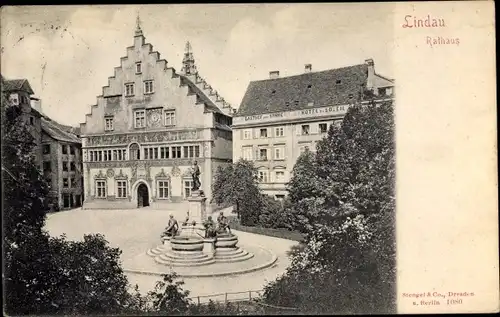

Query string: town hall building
81 19 234 209
232 60 394 199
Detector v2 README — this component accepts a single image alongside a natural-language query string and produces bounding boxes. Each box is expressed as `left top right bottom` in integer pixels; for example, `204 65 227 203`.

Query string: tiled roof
2 78 34 95
237 64 372 116
179 75 224 114
41 117 81 144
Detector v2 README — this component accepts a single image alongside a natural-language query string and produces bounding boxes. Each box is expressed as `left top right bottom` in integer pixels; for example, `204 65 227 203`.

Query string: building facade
80 22 234 209
41 116 84 210
232 59 394 199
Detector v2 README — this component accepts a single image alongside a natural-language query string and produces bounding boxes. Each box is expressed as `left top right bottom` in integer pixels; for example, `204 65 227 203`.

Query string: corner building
81 23 234 209
232 60 394 199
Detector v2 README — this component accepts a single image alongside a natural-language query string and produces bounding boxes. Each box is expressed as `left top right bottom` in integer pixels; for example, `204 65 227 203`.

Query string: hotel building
232 60 394 199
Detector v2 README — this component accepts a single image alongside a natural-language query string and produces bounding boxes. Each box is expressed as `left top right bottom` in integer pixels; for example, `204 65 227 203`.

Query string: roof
237 64 373 116
179 75 224 114
2 78 34 95
41 117 81 143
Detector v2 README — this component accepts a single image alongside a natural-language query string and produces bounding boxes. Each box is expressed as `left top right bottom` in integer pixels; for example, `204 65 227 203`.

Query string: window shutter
252 129 257 139
296 125 301 135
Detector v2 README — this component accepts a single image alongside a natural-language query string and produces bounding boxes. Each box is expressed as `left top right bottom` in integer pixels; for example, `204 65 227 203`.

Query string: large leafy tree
1 89 141 315
262 100 396 314
211 159 262 225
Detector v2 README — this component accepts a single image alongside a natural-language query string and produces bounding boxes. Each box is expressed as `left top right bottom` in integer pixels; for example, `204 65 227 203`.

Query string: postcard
1 2 497 315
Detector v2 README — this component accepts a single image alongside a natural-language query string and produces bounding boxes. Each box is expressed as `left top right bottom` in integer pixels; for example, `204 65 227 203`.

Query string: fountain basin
215 234 238 248
171 237 204 251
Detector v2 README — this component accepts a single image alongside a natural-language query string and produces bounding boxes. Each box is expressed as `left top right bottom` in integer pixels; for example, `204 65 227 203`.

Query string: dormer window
144 80 154 94
294 100 299 106
125 83 135 97
336 80 342 84
271 89 276 94
348 94 354 99
307 84 312 89
136 62 142 74
285 102 290 107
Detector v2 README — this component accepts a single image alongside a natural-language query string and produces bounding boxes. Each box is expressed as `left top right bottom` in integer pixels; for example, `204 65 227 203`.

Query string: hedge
227 215 304 242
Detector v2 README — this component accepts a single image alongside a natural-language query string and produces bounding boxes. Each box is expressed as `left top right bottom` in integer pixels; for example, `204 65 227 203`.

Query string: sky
1 4 395 126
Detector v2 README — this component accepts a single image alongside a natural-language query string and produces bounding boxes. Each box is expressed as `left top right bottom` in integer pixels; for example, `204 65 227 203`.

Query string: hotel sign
233 105 349 125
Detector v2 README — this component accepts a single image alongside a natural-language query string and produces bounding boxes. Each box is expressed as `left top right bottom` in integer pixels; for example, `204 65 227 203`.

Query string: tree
2 90 141 315
211 159 262 225
262 100 396 314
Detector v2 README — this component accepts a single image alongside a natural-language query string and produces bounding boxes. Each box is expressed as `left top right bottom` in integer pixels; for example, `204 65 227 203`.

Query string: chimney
365 58 376 93
269 71 280 79
304 64 312 73
30 97 42 114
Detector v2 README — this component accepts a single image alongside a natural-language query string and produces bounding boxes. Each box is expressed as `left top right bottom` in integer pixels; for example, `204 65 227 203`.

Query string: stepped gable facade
80 20 233 209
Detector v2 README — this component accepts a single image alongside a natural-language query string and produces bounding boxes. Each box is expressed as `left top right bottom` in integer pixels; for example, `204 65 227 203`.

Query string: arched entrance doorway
137 183 150 208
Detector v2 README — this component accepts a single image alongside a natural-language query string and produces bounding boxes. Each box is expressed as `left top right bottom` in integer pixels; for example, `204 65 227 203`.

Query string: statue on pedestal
203 216 217 238
216 211 231 234
162 214 179 238
191 161 201 191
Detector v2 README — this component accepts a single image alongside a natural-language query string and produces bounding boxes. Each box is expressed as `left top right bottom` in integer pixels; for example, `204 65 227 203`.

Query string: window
242 147 253 160
71 178 77 188
260 128 268 138
301 125 310 135
386 87 393 96
70 162 76 171
157 181 169 199
105 117 114 131
299 145 310 154
144 80 154 94
117 181 127 198
276 194 285 201
43 161 51 172
63 178 69 188
134 110 146 128
70 146 75 155
172 146 182 158
319 123 328 134
259 148 268 161
96 180 106 198
9 93 19 105
62 162 68 171
62 145 68 154
258 170 269 183
243 129 252 140
274 147 285 160
129 143 140 160
164 110 176 126
29 117 34 125
184 180 193 199
336 79 342 84
183 145 200 158
275 171 285 183
275 127 284 137
160 146 170 159
136 62 142 74
125 83 135 96
43 144 50 154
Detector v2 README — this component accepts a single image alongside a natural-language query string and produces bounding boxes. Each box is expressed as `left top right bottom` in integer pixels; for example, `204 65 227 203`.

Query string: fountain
146 190 253 267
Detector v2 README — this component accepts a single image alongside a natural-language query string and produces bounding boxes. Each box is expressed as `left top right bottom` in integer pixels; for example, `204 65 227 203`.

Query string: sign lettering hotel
233 105 349 125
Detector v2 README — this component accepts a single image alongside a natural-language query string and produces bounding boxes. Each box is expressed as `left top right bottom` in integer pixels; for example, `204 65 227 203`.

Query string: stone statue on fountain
161 214 179 238
191 161 203 196
203 216 217 238
216 211 232 235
